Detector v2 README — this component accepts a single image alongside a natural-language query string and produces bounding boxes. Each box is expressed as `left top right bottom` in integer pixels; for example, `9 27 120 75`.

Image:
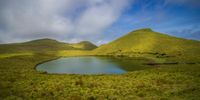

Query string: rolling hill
0 28 199 61
69 41 97 50
93 28 200 58
0 38 97 54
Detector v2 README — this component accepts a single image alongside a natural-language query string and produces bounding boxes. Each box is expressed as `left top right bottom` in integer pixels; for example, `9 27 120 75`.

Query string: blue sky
101 0 200 43
0 0 199 45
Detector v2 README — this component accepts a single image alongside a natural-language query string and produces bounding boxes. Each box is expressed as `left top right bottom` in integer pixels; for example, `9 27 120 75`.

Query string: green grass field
0 29 200 99
0 52 200 99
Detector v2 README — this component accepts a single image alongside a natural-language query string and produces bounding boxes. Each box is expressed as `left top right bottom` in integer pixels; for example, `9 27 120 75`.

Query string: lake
36 56 150 74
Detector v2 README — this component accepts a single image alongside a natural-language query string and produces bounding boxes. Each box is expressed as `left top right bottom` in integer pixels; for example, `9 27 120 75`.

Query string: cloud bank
0 0 132 44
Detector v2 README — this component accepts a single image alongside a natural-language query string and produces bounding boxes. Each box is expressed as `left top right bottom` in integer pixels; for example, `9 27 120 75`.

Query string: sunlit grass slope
93 28 200 63
94 28 200 55
57 50 92 57
0 38 97 54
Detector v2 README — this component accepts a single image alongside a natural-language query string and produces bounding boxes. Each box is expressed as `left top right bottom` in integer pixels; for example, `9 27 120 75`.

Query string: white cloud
0 0 132 44
75 0 129 35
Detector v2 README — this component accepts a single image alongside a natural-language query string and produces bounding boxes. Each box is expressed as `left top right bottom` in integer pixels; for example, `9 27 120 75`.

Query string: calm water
36 56 149 74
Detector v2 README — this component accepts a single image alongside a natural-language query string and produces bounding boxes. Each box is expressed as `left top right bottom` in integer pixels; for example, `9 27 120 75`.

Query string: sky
0 0 199 45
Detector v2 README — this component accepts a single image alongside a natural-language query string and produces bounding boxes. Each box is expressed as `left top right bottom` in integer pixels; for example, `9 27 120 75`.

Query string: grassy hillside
94 28 200 55
70 41 97 50
0 29 200 99
0 38 97 54
93 28 200 63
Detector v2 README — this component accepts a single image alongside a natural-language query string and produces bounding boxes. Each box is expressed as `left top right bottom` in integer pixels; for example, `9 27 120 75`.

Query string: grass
0 52 200 100
69 41 98 50
0 52 34 59
0 28 200 99
0 38 97 54
57 50 92 57
94 28 200 58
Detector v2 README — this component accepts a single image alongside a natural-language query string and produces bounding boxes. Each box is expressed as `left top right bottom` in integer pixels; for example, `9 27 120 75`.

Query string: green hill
70 41 97 50
0 38 97 54
93 28 200 59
